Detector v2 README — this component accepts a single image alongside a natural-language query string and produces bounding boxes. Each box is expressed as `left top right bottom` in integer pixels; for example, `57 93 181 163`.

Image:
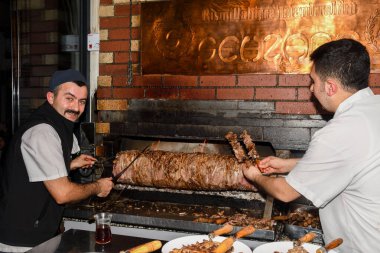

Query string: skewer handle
213 237 234 253
121 240 162 253
210 224 234 237
325 238 343 250
298 232 316 243
235 225 255 239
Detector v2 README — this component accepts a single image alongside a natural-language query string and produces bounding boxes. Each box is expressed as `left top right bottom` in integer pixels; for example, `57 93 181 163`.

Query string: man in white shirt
0 69 114 252
243 39 380 252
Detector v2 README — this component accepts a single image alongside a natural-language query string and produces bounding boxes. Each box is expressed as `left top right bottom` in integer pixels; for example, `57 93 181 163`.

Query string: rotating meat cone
213 225 255 253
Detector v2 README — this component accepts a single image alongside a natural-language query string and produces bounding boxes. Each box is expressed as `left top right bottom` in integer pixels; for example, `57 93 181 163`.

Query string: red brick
20 88 46 98
31 21 58 32
30 33 49 43
256 88 296 100
27 77 44 87
97 87 112 98
217 88 254 99
200 76 235 87
276 102 318 114
30 66 56 77
100 41 130 52
113 76 127 86
130 75 143 86
114 52 128 63
145 88 178 99
100 0 113 5
29 10 43 22
30 55 43 65
114 52 139 63
100 17 130 29
109 28 140 40
114 4 141 15
132 4 141 15
45 1 59 9
163 76 198 87
114 5 130 16
369 73 380 87
30 44 58 54
298 87 312 100
238 74 277 87
371 87 380 95
131 75 162 86
113 87 145 98
99 64 128 75
279 74 311 86
179 88 215 100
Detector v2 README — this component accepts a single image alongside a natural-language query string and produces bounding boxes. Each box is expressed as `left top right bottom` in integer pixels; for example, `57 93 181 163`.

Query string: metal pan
284 224 324 244
283 203 323 244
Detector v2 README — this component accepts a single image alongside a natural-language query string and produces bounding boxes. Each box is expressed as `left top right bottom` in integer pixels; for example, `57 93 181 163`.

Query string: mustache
65 110 80 116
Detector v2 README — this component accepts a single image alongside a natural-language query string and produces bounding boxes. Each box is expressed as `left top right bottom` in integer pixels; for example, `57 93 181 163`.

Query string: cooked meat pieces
113 150 257 191
240 130 260 162
225 132 247 163
170 240 233 253
287 246 309 253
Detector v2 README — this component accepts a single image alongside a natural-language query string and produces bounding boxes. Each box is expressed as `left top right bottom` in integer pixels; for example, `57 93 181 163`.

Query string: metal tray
282 203 323 244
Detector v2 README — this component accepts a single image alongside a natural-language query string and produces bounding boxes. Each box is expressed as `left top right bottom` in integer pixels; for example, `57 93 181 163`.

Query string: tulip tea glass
94 212 112 244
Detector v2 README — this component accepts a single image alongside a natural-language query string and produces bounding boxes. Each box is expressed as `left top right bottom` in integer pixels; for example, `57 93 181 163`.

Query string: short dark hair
310 39 370 91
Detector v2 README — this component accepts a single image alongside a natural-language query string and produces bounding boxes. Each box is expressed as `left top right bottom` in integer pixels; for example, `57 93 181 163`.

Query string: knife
112 144 150 183
119 240 162 253
316 238 343 253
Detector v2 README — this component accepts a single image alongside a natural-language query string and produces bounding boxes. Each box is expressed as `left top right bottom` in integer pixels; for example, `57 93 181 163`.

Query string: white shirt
21 123 80 182
286 88 380 253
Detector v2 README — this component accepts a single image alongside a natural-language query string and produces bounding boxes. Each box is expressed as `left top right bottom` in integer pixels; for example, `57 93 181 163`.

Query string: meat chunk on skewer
240 130 260 166
170 240 233 253
225 132 247 163
113 150 257 191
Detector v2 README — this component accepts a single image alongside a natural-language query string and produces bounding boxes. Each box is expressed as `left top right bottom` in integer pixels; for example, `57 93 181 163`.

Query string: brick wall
16 0 78 122
96 1 380 152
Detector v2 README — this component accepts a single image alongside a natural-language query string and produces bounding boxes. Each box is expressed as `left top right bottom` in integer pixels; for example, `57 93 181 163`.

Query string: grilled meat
113 150 256 191
240 130 260 163
225 132 247 162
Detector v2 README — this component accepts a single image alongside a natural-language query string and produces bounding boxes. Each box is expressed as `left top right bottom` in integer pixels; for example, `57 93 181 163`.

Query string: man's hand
243 164 262 183
259 156 299 174
96 177 114 197
70 154 97 170
242 158 301 202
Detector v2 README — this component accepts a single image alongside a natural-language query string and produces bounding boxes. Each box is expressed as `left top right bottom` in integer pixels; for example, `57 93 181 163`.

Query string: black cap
49 69 87 91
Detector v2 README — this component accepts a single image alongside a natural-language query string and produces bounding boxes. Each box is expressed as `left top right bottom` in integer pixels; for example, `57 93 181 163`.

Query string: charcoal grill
64 136 282 244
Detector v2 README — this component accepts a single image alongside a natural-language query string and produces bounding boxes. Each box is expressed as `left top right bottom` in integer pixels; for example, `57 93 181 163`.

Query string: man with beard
0 69 114 252
243 39 380 252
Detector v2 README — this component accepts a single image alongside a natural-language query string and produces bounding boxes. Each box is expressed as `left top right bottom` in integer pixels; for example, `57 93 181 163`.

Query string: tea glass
94 212 112 244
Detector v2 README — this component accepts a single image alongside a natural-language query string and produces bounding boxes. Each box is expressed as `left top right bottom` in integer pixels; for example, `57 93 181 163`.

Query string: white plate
162 235 251 253
252 241 338 253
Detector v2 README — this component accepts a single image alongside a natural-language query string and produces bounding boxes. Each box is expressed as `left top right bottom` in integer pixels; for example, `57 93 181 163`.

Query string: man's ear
46 91 54 104
324 78 338 96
